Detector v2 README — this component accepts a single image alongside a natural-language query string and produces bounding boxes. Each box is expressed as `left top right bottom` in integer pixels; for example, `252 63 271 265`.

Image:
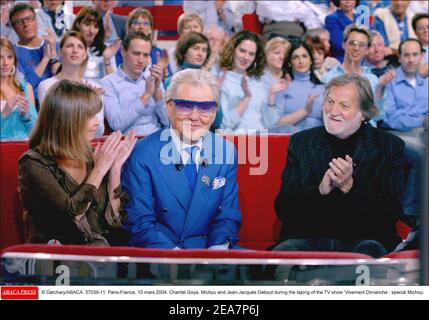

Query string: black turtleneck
325 123 364 159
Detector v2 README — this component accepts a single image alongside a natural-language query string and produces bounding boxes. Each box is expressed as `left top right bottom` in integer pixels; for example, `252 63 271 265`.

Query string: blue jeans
273 238 387 258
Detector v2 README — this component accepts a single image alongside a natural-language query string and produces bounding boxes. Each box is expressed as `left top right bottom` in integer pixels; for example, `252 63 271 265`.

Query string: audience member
18 80 136 245
204 24 228 75
262 36 290 89
219 31 279 132
72 7 121 84
101 32 168 136
1 1 19 44
1 37 37 140
121 68 242 249
38 31 105 136
183 0 235 35
374 0 416 56
169 13 204 74
412 13 428 78
36 0 75 41
325 0 358 62
92 0 126 45
10 3 60 105
271 41 325 133
305 35 340 80
274 74 405 258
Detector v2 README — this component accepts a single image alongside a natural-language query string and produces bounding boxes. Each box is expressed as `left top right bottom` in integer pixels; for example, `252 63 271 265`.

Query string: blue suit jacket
121 128 242 249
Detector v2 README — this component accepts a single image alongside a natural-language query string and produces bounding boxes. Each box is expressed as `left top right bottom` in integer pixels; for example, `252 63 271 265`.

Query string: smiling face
365 33 385 65
77 20 99 45
266 45 287 70
343 31 369 64
415 17 429 46
233 39 257 74
167 83 216 144
323 83 364 139
59 36 87 67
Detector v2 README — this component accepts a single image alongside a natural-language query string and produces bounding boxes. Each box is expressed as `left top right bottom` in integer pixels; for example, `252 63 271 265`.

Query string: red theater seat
242 13 263 35
383 250 419 259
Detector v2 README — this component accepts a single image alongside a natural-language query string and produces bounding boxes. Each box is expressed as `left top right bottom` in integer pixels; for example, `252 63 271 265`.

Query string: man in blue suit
121 69 242 249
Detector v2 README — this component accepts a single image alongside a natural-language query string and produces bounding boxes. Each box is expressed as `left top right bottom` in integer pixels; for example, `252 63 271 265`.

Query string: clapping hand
103 38 122 61
104 10 113 40
304 94 320 114
112 130 137 171
319 155 354 195
241 75 251 98
16 93 30 117
93 131 123 177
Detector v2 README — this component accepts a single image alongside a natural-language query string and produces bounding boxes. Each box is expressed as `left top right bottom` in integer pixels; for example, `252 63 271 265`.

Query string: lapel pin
202 175 210 186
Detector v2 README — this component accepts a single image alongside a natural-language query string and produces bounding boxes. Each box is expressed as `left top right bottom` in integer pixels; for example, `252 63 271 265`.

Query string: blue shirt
381 67 428 132
274 71 325 132
220 71 279 132
325 9 357 62
373 10 411 48
14 40 57 101
359 0 389 16
100 66 169 136
1 80 38 140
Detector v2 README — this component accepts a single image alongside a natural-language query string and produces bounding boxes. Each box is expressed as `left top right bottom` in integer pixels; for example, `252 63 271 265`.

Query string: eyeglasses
131 20 151 27
416 26 429 32
347 40 368 49
173 99 217 117
11 15 36 27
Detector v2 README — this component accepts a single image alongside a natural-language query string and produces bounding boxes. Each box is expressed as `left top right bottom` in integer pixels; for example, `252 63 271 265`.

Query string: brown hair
29 80 102 163
305 36 326 56
57 31 88 74
175 32 210 67
220 31 266 78
127 7 153 31
72 7 106 56
0 37 21 98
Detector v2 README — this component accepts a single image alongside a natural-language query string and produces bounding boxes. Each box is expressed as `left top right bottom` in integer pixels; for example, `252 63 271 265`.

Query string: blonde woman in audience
19 80 136 246
38 31 105 136
261 36 291 91
169 13 204 74
1 37 37 140
72 7 121 84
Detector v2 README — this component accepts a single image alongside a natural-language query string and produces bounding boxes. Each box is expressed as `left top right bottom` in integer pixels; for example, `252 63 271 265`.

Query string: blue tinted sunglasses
173 99 217 117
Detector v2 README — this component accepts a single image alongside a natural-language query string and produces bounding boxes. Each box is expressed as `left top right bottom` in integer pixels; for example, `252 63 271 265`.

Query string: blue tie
184 146 198 190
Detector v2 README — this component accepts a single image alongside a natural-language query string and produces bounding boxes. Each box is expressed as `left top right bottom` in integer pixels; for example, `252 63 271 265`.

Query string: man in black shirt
274 74 405 258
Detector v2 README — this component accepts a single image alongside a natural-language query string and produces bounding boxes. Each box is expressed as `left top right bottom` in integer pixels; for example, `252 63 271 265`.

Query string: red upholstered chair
242 13 263 35
383 250 419 259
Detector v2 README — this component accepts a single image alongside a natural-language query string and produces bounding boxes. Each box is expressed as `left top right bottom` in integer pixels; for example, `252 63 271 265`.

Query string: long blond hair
29 80 102 163
0 37 22 99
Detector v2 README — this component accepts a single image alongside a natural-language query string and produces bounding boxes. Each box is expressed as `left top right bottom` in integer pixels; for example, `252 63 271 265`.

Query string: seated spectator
1 37 37 140
117 0 155 6
38 31 105 136
92 0 126 46
72 7 121 84
164 32 210 88
362 30 398 78
256 1 326 41
380 39 428 218
10 3 60 106
121 68 241 249
406 0 428 16
322 24 394 123
305 35 340 80
373 0 416 56
100 32 168 136
183 0 235 35
261 36 290 89
36 0 75 42
270 41 325 134
169 13 204 74
219 31 279 132
325 0 358 62
18 80 136 245
204 24 229 75
1 1 19 44
412 13 428 78
381 39 428 134
117 7 170 78
274 74 405 258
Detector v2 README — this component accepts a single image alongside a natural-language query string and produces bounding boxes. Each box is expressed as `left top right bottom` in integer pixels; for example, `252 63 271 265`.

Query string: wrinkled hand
327 155 354 190
103 38 122 61
16 93 29 117
93 131 123 176
241 75 251 98
304 94 320 114
112 130 137 171
378 69 396 87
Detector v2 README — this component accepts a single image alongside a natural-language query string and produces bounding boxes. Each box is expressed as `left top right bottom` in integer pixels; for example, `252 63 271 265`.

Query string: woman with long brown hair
1 37 37 140
19 80 136 245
